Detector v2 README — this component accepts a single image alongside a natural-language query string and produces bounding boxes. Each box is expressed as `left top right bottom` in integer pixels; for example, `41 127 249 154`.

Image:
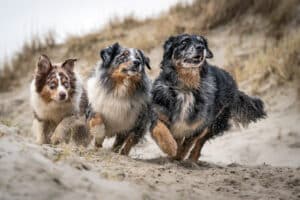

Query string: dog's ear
137 49 151 70
160 36 176 69
62 58 77 71
163 36 175 56
37 54 52 73
200 36 213 59
100 42 120 68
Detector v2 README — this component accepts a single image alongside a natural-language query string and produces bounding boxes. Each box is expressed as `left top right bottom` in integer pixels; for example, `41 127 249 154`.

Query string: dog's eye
133 61 140 67
63 82 69 89
181 40 188 48
49 83 56 90
123 50 130 56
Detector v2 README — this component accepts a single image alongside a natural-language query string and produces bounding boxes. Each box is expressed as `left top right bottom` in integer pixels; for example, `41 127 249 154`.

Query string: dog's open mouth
184 54 203 64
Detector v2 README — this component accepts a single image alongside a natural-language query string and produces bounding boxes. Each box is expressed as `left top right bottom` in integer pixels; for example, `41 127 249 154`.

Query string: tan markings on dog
190 119 204 130
88 113 105 148
151 120 177 157
38 65 76 103
40 84 56 103
127 74 141 95
111 62 131 83
158 112 170 126
174 136 195 160
175 65 200 89
174 137 184 160
111 61 141 96
120 134 138 155
171 117 204 139
88 113 104 128
188 128 209 161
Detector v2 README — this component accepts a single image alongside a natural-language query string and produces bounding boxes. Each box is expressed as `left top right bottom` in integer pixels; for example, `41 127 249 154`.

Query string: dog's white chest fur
87 77 143 136
170 92 197 138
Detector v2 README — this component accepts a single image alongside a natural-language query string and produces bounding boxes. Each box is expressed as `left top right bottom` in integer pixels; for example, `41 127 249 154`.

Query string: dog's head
162 34 213 68
99 43 151 95
35 54 77 103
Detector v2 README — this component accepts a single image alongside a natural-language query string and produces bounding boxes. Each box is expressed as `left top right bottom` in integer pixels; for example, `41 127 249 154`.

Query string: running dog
30 55 88 145
87 43 177 156
152 34 266 161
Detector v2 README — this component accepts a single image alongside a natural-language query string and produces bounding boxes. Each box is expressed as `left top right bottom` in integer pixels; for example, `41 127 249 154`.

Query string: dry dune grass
228 31 300 95
0 0 299 91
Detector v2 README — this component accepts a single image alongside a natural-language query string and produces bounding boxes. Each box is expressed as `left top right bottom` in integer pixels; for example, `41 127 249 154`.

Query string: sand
0 31 300 199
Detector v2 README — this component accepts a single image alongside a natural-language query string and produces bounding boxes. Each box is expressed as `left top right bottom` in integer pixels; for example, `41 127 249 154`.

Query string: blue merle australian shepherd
87 43 177 156
152 34 266 161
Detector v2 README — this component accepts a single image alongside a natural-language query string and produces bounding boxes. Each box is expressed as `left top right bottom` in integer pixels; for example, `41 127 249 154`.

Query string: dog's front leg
112 134 127 153
174 137 194 161
151 120 177 157
88 113 106 148
32 119 50 144
51 116 74 145
188 128 209 162
119 133 139 155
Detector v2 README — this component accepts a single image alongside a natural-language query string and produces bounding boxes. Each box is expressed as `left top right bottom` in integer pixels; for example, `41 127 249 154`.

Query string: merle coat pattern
30 55 88 145
87 43 178 155
152 34 266 161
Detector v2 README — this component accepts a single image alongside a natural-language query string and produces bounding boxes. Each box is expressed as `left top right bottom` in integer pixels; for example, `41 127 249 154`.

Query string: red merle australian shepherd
152 34 266 161
30 55 88 145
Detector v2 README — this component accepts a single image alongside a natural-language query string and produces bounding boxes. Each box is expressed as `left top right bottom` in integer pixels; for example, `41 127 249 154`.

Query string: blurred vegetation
0 0 299 91
229 31 300 94
0 31 56 90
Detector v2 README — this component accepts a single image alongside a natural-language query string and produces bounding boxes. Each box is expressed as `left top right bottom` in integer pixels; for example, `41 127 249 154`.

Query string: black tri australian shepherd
87 43 177 156
152 34 266 161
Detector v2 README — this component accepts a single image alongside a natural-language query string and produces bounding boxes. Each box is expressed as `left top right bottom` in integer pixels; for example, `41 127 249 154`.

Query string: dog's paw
92 125 106 148
88 113 106 148
50 133 63 145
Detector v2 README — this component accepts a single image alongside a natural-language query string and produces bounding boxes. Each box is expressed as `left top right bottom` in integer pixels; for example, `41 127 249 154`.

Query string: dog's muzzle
183 49 206 65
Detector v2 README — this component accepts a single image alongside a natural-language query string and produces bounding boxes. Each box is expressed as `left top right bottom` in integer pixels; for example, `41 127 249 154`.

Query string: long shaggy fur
87 43 156 154
152 34 266 160
232 91 266 126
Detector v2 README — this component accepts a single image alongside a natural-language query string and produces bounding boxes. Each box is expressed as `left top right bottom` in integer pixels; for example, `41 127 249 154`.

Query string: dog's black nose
131 61 140 71
59 92 66 100
195 44 204 50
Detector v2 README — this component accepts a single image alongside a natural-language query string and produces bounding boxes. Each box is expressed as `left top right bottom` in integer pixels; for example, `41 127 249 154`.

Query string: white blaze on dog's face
34 55 77 103
164 34 214 68
106 46 150 76
54 71 69 102
98 43 151 96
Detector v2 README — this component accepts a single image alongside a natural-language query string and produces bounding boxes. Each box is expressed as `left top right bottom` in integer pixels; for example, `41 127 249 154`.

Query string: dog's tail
231 91 266 126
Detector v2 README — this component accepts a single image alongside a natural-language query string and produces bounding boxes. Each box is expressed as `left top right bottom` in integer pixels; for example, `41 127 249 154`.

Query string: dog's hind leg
112 134 127 153
120 134 139 155
188 128 209 162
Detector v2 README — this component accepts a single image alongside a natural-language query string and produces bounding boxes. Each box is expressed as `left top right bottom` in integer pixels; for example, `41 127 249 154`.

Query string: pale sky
0 0 192 63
